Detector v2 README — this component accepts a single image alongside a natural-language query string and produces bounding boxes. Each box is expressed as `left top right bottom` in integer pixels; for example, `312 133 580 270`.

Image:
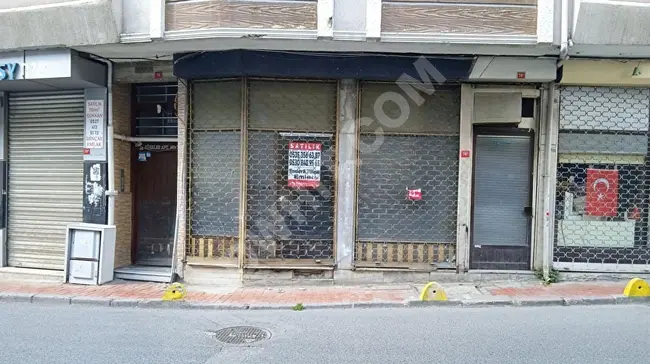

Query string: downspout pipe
560 0 570 59
542 84 556 282
88 55 115 226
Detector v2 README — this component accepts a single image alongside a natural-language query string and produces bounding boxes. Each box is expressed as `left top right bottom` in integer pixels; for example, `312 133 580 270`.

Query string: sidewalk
0 279 646 310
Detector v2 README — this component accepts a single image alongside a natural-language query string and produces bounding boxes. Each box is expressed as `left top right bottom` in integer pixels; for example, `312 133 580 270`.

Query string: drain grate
208 326 271 345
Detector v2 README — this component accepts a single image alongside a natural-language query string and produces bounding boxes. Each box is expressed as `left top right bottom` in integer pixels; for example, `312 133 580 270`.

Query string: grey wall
0 0 120 51
559 133 648 155
248 81 337 131
357 135 459 243
360 83 460 134
193 81 242 130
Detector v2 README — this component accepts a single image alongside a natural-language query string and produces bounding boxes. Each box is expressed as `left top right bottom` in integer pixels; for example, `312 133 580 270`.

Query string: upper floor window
134 83 178 137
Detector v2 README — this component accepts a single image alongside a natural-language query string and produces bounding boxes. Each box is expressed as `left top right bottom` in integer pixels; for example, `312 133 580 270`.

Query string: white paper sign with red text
84 100 105 149
288 142 322 188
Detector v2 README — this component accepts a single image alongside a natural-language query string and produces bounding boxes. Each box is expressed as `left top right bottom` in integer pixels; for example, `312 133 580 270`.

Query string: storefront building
0 0 572 284
171 50 559 283
553 59 650 273
108 61 180 283
0 49 109 272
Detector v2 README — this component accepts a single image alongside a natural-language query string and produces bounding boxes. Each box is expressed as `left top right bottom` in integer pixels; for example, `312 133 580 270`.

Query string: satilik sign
288 142 322 188
0 63 19 81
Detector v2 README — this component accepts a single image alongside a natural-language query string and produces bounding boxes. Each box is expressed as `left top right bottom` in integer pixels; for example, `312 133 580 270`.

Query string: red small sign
154 71 163 80
407 189 422 201
517 72 526 79
83 148 91 155
460 150 471 158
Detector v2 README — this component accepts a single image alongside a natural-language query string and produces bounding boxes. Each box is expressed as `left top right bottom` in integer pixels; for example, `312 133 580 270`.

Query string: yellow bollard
162 282 187 301
623 278 650 297
419 281 448 301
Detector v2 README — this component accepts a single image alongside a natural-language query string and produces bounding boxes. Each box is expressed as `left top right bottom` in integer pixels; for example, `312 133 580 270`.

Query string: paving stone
70 296 112 306
0 293 34 303
514 297 565 307
32 294 71 305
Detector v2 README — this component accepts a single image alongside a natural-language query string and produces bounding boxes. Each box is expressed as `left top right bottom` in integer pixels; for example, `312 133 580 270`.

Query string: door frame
129 82 180 266
469 125 536 270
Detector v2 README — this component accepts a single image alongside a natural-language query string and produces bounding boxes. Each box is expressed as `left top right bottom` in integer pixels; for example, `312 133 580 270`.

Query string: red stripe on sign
288 180 320 188
289 142 322 151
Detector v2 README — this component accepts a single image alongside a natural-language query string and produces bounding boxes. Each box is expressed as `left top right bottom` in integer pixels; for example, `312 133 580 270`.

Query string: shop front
187 78 338 271
172 50 475 281
0 49 108 272
354 82 460 270
173 50 559 283
554 60 650 273
109 61 180 283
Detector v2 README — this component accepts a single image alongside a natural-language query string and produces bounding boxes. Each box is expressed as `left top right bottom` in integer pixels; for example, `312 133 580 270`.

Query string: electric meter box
64 223 116 285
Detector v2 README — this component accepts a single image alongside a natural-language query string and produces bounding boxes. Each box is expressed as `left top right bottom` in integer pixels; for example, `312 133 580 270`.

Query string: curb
1 292 650 310
406 295 650 308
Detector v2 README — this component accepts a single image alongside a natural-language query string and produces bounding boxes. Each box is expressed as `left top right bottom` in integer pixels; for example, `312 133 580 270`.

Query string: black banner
83 161 108 224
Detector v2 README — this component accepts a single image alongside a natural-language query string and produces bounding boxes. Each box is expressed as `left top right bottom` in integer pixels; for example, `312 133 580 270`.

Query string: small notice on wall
84 100 105 149
407 189 422 201
288 142 322 188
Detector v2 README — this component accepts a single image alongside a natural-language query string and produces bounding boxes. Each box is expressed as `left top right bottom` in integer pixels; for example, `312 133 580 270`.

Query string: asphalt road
1 302 647 364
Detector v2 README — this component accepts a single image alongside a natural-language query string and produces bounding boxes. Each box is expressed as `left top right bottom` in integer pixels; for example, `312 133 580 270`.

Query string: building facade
553 62 650 274
2 0 644 285
0 49 110 275
551 0 650 275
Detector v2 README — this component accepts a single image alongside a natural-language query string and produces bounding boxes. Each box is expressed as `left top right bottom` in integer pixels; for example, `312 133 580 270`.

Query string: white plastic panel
70 230 99 259
473 92 522 124
68 259 97 284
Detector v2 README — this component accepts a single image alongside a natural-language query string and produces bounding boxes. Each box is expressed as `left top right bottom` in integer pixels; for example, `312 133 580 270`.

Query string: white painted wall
333 0 366 40
122 0 150 36
0 0 120 51
572 0 650 46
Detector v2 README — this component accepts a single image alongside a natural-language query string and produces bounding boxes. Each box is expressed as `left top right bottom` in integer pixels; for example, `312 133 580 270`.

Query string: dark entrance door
470 128 534 270
133 147 177 266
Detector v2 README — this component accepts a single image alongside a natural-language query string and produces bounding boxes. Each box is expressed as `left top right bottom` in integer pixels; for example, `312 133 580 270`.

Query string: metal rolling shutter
7 91 85 270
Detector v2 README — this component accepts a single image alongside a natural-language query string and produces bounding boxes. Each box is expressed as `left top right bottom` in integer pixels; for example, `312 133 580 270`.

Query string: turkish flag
585 168 619 217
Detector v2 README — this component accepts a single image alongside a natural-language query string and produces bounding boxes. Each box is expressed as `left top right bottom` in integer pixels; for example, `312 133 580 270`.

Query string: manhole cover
208 326 271 345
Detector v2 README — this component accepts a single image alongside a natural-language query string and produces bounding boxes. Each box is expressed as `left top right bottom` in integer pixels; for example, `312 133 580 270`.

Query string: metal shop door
355 82 460 269
7 91 85 270
245 80 337 268
554 86 650 273
471 128 534 270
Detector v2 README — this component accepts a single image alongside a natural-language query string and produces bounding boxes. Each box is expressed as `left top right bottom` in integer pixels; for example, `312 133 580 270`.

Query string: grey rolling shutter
7 91 85 270
473 135 532 247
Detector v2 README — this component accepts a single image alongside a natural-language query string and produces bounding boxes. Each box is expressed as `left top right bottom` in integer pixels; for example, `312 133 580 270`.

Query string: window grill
134 83 178 136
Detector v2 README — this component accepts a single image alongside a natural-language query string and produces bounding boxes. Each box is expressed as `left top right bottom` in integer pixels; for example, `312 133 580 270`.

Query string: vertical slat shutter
7 91 84 270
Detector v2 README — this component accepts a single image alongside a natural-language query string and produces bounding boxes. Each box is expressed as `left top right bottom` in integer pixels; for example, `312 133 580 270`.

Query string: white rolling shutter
7 91 84 270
